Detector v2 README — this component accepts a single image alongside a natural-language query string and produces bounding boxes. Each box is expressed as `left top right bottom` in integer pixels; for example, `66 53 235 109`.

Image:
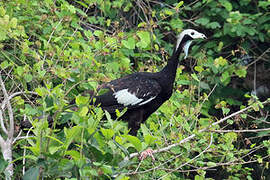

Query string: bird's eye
191 32 195 35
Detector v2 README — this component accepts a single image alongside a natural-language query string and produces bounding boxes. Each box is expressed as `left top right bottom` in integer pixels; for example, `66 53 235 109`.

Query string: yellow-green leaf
214 56 228 67
125 135 142 151
101 128 114 140
10 18 17 28
194 66 204 73
122 37 135 49
0 6 6 16
75 95 89 105
79 106 89 117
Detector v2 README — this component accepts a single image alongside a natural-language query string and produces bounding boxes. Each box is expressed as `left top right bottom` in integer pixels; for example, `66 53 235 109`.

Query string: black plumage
91 29 206 135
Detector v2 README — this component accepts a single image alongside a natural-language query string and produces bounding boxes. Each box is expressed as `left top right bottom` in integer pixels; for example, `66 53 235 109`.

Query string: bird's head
175 29 206 59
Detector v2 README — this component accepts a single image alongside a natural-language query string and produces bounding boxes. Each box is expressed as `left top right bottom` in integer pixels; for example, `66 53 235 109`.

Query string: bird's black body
94 72 170 135
90 30 206 135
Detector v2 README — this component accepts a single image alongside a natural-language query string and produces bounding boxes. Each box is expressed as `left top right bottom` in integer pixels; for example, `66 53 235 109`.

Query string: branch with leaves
124 99 270 161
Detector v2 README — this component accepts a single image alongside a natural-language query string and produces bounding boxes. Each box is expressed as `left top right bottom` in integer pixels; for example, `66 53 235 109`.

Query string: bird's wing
94 74 161 112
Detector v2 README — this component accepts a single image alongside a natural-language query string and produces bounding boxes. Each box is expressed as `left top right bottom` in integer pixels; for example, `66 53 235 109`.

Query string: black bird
20 29 206 135
91 29 206 135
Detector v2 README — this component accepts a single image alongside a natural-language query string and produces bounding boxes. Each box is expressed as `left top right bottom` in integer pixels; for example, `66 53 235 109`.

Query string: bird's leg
127 110 144 136
127 117 141 136
139 148 155 161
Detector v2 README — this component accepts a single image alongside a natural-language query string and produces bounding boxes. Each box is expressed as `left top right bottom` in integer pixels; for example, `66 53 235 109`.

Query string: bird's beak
201 33 207 39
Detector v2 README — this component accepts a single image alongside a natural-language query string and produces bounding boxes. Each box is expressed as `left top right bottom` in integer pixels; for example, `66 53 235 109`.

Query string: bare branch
0 108 8 135
0 132 5 146
0 74 14 140
1 91 38 110
210 128 270 133
247 47 270 67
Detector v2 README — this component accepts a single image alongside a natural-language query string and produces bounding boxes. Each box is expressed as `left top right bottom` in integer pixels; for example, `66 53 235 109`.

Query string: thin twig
247 47 270 68
210 128 270 133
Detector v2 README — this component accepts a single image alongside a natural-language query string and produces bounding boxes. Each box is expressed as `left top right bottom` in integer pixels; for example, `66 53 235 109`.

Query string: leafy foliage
0 0 270 179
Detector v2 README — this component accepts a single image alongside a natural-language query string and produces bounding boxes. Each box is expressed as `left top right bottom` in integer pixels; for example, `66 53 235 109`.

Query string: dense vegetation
0 0 270 179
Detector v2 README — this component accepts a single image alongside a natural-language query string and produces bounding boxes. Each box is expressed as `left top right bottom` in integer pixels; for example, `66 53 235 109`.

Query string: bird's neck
159 47 182 83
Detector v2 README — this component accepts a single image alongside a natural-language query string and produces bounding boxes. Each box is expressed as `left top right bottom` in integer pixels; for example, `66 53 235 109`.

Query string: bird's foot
139 148 155 161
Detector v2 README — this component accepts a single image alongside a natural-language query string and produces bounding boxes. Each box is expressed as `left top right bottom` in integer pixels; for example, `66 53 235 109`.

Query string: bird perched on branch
91 29 206 135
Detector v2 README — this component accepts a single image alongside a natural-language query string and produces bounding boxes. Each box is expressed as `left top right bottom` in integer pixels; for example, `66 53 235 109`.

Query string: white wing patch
138 96 156 106
113 89 143 106
113 89 156 106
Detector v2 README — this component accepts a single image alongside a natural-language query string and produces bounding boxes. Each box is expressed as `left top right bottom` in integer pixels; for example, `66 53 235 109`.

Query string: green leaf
219 0 233 11
105 110 111 120
177 80 190 85
125 135 142 151
194 66 204 73
16 66 24 76
0 30 7 41
101 165 113 175
191 73 199 82
93 30 103 37
214 56 228 67
170 18 183 29
65 150 81 160
207 162 217 167
217 41 224 52
144 134 156 146
0 60 9 69
23 166 39 180
200 81 210 90
164 9 174 16
0 6 6 16
64 126 81 149
199 118 210 127
0 158 8 174
122 37 135 49
222 107 230 115
101 128 114 140
258 1 270 10
227 119 234 125
221 71 231 85
208 22 221 29
136 31 150 49
35 87 47 97
175 1 184 9
10 17 17 28
49 145 62 154
75 95 89 105
195 175 204 180
195 18 210 26
79 106 88 117
235 67 247 78
25 74 33 82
